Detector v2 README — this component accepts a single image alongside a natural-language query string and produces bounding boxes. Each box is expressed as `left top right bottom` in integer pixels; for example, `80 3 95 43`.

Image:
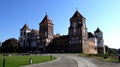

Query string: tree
105 45 118 54
0 41 1 46
105 45 109 54
0 41 2 52
1 38 19 53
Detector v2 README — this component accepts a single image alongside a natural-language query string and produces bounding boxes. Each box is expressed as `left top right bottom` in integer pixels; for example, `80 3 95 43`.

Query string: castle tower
68 10 88 53
94 28 105 54
19 24 31 50
39 14 54 52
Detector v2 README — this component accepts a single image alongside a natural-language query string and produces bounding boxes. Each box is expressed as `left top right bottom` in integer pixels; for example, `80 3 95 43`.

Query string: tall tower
39 14 54 52
68 10 88 53
19 24 31 50
94 28 105 54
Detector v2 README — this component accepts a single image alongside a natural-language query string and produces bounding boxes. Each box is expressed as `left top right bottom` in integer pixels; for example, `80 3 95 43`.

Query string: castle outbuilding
19 10 105 54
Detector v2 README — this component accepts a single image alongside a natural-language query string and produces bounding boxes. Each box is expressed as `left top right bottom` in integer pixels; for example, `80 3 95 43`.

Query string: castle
19 10 105 54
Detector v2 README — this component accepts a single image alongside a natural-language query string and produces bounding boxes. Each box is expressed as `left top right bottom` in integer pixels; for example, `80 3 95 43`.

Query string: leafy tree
1 38 19 53
105 45 118 54
0 46 1 52
0 41 1 52
0 41 1 46
105 45 109 54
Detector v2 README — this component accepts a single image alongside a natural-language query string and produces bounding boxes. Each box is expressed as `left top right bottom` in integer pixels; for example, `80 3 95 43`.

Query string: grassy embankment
0 55 56 67
79 54 119 62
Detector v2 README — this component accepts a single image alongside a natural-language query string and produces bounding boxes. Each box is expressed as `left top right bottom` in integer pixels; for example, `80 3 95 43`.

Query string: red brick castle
19 10 105 54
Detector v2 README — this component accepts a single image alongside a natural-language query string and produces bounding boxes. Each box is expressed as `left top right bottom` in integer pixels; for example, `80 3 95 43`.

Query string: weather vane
45 12 47 15
76 8 78 11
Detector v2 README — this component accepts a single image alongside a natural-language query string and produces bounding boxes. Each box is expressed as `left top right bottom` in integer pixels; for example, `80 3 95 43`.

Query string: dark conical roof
40 14 53 24
88 32 95 38
95 28 102 33
21 24 30 30
70 10 84 20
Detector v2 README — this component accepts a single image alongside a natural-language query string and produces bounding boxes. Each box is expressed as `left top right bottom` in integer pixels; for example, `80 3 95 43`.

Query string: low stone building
88 32 97 54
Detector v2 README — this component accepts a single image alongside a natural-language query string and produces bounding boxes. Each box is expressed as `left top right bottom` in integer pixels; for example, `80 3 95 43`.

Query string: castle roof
21 24 30 30
40 14 53 25
70 10 84 20
95 28 102 33
31 29 39 36
88 32 95 38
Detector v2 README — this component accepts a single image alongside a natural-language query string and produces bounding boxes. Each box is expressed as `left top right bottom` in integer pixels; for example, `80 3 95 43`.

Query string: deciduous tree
1 38 19 53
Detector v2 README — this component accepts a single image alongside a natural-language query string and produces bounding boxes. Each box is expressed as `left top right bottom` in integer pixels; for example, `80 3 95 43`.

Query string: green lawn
95 56 118 62
79 54 119 62
0 55 56 67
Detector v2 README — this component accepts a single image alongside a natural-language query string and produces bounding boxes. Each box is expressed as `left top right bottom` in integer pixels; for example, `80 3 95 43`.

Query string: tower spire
45 11 47 15
76 8 78 11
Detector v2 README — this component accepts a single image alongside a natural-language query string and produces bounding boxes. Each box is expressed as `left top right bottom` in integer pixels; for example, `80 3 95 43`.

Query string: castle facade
19 10 105 54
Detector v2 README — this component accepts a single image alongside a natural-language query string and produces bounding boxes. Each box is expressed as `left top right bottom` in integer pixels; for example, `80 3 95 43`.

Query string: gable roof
21 24 30 30
70 10 84 20
95 28 102 33
88 32 95 38
40 14 53 24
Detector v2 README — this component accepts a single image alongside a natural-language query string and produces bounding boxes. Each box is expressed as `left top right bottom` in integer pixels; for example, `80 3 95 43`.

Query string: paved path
22 54 97 67
72 56 97 67
63 54 97 67
23 54 78 67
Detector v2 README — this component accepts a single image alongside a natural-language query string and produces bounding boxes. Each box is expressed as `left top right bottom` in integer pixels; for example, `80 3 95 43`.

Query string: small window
28 33 29 36
24 32 26 36
72 40 74 44
79 40 81 43
21 39 22 42
76 40 78 43
73 29 76 33
21 32 22 36
69 40 71 44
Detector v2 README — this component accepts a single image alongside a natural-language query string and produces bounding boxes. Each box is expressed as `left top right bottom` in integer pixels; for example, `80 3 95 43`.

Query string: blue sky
0 0 120 49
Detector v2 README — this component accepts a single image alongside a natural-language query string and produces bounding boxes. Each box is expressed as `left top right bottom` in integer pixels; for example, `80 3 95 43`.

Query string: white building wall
94 32 104 47
19 29 31 47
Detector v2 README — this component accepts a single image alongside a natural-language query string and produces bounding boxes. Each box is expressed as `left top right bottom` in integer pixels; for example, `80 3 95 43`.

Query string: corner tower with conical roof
68 10 88 53
94 28 105 54
19 24 31 49
39 14 54 52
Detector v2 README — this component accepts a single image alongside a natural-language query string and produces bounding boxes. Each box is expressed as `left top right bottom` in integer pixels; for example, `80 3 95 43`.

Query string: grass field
79 54 118 62
0 55 56 67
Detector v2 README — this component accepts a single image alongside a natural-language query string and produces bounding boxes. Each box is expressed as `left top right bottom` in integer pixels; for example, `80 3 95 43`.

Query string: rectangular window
76 40 78 43
79 40 81 43
73 29 76 32
72 40 74 44
21 39 22 42
45 32 47 37
73 28 76 35
24 32 26 36
69 40 71 44
21 32 22 36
